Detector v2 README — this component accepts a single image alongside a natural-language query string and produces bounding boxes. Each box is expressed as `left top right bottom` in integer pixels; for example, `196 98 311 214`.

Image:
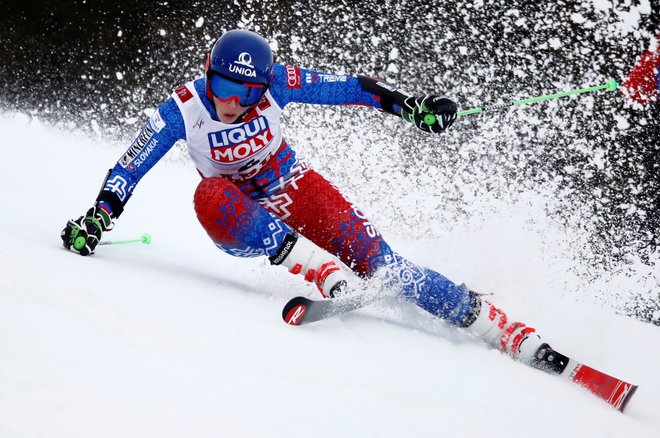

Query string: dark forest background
1 0 659 323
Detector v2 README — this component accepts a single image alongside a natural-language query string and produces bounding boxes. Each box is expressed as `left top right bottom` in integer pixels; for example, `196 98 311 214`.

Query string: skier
61 29 544 363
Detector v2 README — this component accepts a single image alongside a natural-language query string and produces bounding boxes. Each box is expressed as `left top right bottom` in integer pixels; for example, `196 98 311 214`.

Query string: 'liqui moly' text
208 117 273 164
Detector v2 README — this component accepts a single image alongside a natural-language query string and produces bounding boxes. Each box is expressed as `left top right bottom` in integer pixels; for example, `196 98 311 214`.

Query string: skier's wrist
357 75 411 116
95 188 125 219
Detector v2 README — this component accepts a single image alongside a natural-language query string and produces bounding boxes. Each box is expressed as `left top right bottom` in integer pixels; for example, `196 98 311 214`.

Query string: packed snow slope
0 113 659 438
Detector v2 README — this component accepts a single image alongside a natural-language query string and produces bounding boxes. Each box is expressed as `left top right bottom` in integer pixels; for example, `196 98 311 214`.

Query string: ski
282 293 378 326
531 343 638 412
282 298 638 412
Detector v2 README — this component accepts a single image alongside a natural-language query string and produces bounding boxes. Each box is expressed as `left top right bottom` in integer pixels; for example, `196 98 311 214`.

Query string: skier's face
213 96 249 124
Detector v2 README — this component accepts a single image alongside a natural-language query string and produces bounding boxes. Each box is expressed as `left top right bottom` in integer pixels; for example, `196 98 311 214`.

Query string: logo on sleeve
207 117 273 164
149 109 166 133
120 124 156 168
305 73 347 84
285 65 302 89
104 175 130 202
175 85 193 103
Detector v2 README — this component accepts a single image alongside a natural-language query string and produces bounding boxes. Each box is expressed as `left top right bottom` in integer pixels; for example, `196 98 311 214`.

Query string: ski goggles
209 74 266 107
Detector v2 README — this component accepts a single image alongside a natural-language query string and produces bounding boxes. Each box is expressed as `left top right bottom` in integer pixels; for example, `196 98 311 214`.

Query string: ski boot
269 232 349 298
459 290 639 412
461 292 544 362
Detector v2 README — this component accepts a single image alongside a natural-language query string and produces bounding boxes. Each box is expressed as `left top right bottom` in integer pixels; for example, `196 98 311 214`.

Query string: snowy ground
0 113 659 437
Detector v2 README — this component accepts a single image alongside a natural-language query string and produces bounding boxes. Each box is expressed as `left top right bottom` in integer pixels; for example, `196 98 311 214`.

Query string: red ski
564 362 638 412
532 343 638 412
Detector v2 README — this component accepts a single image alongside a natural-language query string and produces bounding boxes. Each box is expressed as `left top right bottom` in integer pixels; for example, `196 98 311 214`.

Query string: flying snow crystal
549 38 562 50
591 149 606 170
195 17 204 28
90 119 101 135
388 47 399 60
290 36 301 53
614 115 631 130
570 13 587 24
116 72 124 80
591 0 611 12
117 30 123 37
159 29 167 36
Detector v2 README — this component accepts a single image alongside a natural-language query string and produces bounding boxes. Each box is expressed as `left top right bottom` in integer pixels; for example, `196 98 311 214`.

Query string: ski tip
567 362 640 413
282 296 310 326
284 304 307 325
619 384 639 413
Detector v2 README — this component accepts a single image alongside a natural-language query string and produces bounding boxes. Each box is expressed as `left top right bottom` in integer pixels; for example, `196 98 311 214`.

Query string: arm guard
357 75 412 117
95 168 129 218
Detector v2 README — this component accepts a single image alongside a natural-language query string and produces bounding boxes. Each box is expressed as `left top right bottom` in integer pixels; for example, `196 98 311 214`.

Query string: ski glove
402 95 458 134
61 206 113 256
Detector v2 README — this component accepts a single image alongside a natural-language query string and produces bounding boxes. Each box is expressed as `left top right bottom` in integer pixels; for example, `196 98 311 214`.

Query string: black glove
61 207 113 256
402 94 458 134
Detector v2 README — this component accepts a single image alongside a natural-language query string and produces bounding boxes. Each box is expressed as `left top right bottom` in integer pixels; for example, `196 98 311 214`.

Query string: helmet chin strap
234 101 260 123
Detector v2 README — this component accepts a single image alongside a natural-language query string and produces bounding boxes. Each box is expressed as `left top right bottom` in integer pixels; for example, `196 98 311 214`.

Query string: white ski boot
269 232 349 298
462 293 544 362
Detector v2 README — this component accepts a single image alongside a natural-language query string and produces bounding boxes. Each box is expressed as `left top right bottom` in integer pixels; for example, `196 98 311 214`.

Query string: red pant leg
257 168 392 277
194 176 291 257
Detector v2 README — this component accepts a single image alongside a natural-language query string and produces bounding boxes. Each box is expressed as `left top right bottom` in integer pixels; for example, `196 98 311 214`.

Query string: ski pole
423 79 619 123
98 233 152 246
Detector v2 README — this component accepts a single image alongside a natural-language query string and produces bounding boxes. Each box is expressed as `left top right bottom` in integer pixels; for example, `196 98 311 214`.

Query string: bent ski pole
424 79 619 123
99 233 152 246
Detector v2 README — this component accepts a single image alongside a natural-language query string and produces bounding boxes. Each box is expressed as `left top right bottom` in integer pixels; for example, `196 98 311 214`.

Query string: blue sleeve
98 98 186 214
269 64 388 110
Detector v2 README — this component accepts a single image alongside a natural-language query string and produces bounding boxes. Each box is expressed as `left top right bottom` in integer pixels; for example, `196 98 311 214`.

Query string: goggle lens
209 74 265 106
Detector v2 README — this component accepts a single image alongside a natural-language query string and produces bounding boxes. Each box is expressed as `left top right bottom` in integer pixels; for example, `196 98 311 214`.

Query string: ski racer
61 29 546 363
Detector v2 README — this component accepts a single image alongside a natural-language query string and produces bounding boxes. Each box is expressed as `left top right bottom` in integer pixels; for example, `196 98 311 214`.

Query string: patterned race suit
98 64 474 324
